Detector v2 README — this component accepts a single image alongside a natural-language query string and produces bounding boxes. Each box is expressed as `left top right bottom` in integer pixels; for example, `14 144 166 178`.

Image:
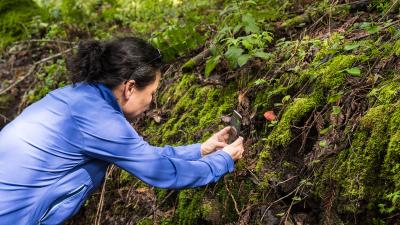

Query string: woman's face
113 70 161 122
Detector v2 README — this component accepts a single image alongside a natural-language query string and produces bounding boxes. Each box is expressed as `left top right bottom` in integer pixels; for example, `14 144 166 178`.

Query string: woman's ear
123 80 136 100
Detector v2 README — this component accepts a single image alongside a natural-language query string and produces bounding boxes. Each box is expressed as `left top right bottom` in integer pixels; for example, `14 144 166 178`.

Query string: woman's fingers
216 126 231 136
215 141 228 148
216 126 232 142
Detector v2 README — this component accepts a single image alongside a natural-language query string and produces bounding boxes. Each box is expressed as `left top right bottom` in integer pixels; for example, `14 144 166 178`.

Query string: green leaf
254 79 267 85
328 91 343 103
366 25 380 34
261 31 273 43
319 140 328 148
233 24 242 34
320 125 332 135
225 47 244 67
344 43 360 51
292 196 302 202
360 22 381 34
345 67 361 77
204 55 221 78
241 39 253 50
237 54 251 67
282 95 291 103
209 46 217 55
332 106 341 115
253 51 273 60
242 13 260 34
244 0 257 5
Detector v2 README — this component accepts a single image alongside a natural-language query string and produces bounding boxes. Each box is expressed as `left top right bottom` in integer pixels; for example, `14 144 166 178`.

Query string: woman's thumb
232 136 243 145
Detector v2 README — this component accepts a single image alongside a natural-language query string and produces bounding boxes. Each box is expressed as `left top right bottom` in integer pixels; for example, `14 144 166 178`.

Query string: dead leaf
264 111 277 121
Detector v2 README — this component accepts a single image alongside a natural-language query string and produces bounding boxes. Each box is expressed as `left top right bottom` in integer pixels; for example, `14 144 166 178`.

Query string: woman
0 37 244 225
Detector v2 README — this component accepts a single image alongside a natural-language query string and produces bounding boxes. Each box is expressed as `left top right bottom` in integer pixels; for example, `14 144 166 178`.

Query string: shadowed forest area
1 0 400 224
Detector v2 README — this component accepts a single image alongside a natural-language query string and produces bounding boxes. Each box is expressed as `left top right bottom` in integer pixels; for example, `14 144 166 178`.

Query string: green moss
159 74 197 106
258 171 279 190
156 188 168 201
145 75 237 146
394 39 400 57
175 74 198 99
384 104 400 186
253 84 289 110
319 55 358 88
200 198 222 223
281 15 309 28
312 33 345 62
307 54 362 90
181 59 196 70
321 104 394 213
267 95 319 147
137 218 153 225
368 81 400 105
255 144 272 172
119 170 136 186
173 189 204 225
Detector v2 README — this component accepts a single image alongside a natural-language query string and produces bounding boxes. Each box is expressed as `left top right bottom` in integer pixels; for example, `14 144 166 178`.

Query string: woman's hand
222 136 244 161
200 126 231 157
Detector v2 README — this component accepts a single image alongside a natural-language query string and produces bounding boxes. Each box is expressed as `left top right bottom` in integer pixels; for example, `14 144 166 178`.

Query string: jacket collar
95 83 123 113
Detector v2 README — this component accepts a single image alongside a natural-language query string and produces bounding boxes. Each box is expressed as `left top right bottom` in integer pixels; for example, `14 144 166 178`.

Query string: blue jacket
0 83 234 225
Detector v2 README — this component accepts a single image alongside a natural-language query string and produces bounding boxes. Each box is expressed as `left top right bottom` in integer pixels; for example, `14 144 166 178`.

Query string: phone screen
228 110 242 144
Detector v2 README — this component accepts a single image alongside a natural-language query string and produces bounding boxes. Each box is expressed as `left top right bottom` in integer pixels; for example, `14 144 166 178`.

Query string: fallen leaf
264 111 277 121
136 187 149 193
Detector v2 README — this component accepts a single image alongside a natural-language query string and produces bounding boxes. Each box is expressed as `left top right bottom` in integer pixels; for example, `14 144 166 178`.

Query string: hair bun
69 40 106 83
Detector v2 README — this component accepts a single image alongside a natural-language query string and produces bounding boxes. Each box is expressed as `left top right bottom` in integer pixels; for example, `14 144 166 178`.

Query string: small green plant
223 31 273 67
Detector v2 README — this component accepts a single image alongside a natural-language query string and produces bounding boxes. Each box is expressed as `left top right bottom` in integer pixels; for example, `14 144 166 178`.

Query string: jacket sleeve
152 143 202 160
73 110 234 189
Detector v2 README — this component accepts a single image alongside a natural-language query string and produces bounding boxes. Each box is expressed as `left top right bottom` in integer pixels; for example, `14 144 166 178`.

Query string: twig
378 0 400 22
94 165 115 225
181 48 211 70
197 76 225 86
275 175 298 187
224 177 240 216
0 48 74 95
145 190 176 217
283 185 302 224
13 39 76 45
260 186 299 222
349 20 400 41
0 64 38 96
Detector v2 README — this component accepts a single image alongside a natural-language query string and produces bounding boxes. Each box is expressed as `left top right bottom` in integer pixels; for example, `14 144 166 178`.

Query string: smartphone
228 110 242 144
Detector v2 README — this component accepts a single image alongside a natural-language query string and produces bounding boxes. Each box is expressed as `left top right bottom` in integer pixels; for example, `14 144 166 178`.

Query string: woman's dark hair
67 37 163 90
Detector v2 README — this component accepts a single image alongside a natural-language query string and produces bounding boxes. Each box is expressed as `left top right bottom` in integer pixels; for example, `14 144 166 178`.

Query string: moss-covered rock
267 95 320 147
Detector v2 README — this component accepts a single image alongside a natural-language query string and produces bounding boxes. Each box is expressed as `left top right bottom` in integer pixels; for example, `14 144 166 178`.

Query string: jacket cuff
216 150 235 173
193 143 202 159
